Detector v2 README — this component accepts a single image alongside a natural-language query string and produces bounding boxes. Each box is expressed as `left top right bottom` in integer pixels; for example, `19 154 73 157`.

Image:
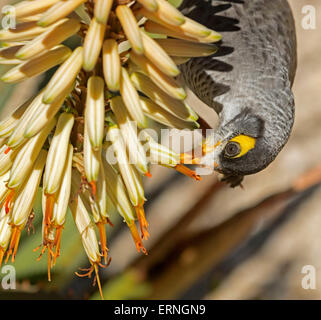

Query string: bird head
201 108 290 183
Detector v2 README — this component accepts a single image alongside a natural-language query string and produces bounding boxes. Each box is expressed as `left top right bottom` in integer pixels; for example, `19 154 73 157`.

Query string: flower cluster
0 0 220 297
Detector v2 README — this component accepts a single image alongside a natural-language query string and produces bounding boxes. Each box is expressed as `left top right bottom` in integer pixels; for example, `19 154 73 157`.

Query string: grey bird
179 0 297 186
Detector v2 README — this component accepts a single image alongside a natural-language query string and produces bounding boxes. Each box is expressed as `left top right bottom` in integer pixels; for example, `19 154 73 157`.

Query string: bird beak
200 139 224 173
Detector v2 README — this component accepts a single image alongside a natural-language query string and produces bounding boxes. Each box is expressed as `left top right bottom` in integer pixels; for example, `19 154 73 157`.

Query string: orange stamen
93 264 104 300
5 227 16 263
4 146 11 154
96 221 108 264
44 194 55 240
180 153 201 165
202 140 221 154
75 265 94 278
145 172 152 178
75 262 105 299
5 226 21 263
35 243 54 281
2 189 15 214
202 144 211 154
90 181 96 197
175 164 202 181
180 152 193 164
47 246 51 281
0 247 5 267
127 220 148 255
106 217 114 227
135 204 149 240
75 260 110 299
191 158 201 165
53 226 63 264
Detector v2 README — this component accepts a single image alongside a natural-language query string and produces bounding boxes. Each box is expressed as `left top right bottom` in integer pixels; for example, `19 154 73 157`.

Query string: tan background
114 0 321 300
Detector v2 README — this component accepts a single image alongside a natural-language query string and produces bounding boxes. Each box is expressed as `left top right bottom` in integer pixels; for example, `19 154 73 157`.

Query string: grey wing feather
179 0 297 116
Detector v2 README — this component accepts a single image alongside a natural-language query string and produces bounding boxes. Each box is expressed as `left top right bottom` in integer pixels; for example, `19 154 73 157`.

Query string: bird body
179 0 297 185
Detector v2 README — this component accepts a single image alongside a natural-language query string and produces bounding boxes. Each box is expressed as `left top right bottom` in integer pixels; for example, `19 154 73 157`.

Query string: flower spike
0 0 222 296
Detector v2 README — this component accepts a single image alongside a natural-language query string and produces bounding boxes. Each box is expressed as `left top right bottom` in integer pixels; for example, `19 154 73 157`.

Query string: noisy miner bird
179 0 297 186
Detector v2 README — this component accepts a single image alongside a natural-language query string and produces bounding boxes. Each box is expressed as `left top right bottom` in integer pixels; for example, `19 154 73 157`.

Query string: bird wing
179 0 297 116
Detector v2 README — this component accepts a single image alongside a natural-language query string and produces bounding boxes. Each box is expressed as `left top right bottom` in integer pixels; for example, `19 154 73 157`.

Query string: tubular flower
0 0 220 295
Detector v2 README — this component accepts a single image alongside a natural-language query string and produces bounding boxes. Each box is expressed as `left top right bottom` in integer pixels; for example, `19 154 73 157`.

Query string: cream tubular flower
130 72 197 121
0 98 30 138
10 150 47 227
142 130 180 166
106 122 148 240
8 117 56 189
88 159 109 263
1 45 71 83
12 0 61 19
144 20 221 43
137 0 158 12
85 76 105 150
0 145 19 176
0 171 10 204
70 192 100 264
89 163 108 222
169 56 190 65
143 8 212 38
43 113 75 195
130 51 186 100
102 156 146 253
110 96 148 175
24 83 74 138
139 96 199 130
116 5 144 55
107 123 145 207
70 171 100 265
0 138 7 149
83 19 105 72
144 0 185 26
155 38 218 57
102 39 121 92
0 46 23 64
120 67 147 128
6 150 47 263
15 19 81 60
140 30 179 77
94 0 113 24
50 143 73 262
38 0 87 27
53 144 73 227
42 47 83 104
0 22 51 42
6 92 45 148
102 152 136 222
83 123 100 186
69 169 104 297
0 207 12 266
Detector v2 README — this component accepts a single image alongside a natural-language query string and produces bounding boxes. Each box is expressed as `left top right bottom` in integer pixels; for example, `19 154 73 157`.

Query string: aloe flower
0 0 220 298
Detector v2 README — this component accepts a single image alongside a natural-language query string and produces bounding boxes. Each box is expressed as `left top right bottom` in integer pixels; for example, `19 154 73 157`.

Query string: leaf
91 269 152 300
168 0 183 8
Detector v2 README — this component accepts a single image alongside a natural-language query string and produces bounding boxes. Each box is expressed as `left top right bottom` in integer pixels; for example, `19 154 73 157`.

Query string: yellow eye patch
228 135 256 158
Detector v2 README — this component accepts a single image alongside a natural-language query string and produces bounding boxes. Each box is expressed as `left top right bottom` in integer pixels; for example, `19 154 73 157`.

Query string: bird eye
225 135 256 158
224 142 241 158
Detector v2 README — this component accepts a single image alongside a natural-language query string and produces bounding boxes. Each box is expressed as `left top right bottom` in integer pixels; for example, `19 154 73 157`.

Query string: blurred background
0 0 321 299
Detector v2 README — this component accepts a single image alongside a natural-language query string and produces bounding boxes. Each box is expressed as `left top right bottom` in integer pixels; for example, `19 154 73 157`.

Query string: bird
179 0 297 187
